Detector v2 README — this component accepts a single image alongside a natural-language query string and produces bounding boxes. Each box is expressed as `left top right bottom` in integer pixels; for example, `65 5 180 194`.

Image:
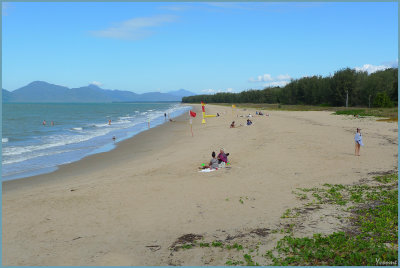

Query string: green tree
373 92 394 108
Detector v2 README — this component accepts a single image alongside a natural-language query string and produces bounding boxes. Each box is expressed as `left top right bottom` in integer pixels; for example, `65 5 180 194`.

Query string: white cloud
276 74 291 80
263 81 290 87
91 15 176 40
202 89 216 93
249 74 273 82
355 64 389 74
201 88 235 94
355 61 398 74
249 73 292 87
2 2 12 16
205 2 322 12
90 81 103 87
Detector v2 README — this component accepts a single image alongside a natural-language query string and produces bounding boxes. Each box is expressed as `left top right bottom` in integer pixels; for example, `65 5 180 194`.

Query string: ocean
2 102 191 181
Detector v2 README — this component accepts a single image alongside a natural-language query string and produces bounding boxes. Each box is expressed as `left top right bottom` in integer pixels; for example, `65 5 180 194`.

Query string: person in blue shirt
354 128 364 156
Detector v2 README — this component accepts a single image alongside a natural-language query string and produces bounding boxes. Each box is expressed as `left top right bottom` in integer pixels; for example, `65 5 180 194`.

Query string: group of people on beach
256 111 269 116
200 148 229 170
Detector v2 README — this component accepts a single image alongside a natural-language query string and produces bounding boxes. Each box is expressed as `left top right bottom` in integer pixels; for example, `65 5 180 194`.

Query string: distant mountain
2 89 12 102
3 81 194 103
11 81 70 102
168 89 197 98
136 92 185 102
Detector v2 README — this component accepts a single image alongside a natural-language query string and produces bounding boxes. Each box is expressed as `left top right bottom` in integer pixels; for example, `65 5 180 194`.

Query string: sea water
2 102 191 181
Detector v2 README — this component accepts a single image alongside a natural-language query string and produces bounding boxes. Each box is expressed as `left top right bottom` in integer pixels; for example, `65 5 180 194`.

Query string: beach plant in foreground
264 173 398 266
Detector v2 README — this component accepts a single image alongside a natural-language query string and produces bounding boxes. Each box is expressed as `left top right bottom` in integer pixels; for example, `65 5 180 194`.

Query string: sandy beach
2 104 398 266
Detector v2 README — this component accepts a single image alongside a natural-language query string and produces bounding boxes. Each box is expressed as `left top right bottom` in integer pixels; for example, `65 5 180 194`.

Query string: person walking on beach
354 128 364 156
164 113 167 120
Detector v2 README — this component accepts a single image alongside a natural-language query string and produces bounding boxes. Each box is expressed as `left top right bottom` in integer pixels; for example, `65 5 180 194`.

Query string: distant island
2 81 196 103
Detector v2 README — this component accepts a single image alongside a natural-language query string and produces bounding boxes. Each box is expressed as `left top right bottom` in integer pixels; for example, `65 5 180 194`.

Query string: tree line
182 67 398 108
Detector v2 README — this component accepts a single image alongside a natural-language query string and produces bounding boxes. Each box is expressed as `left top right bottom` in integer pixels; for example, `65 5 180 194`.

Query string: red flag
202 106 205 112
190 110 197 117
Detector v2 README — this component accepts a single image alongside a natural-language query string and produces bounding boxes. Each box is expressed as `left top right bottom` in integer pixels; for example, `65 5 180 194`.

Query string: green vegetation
334 107 398 119
199 242 210 247
211 241 223 248
225 259 244 265
181 244 193 249
265 173 398 266
281 208 299 219
182 67 398 108
243 254 259 266
225 243 244 251
374 173 398 183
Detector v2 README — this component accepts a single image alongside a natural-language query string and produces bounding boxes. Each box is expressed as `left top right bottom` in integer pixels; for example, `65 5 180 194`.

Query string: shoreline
2 105 195 192
2 104 397 265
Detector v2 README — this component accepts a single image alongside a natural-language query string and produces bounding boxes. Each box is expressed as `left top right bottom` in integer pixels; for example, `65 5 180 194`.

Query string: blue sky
2 2 398 94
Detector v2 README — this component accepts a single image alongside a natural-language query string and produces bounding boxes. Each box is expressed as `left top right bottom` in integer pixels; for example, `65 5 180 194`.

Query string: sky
2 2 398 94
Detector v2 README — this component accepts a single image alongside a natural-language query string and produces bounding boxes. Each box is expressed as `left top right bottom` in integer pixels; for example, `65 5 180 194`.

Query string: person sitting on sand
247 119 253 125
217 148 229 164
200 151 219 169
259 111 263 115
354 128 364 156
230 121 235 128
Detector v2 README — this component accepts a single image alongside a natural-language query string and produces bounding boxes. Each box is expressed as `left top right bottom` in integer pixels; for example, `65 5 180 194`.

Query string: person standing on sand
354 128 364 156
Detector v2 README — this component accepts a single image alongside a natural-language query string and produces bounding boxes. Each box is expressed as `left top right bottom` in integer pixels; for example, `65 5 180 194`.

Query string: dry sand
2 104 398 266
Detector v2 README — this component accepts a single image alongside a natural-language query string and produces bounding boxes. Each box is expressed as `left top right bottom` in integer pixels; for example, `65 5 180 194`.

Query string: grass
204 103 398 120
334 108 398 120
265 173 398 266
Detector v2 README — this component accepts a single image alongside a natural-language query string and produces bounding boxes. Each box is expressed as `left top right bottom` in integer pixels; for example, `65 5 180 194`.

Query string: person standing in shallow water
354 128 364 156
